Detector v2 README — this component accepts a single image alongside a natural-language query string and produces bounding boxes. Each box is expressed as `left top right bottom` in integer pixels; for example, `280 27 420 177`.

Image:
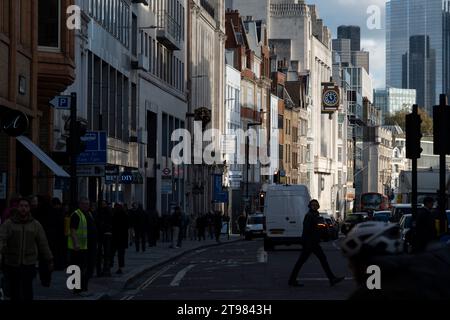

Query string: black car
341 213 368 235
318 214 339 241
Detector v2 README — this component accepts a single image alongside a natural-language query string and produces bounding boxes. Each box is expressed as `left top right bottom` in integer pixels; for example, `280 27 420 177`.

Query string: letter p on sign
66 265 81 290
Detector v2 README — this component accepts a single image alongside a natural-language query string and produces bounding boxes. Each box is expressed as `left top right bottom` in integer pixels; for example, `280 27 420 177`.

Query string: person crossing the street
288 199 345 287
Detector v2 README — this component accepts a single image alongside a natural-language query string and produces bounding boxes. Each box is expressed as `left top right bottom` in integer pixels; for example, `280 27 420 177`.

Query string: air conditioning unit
131 54 149 71
132 0 149 5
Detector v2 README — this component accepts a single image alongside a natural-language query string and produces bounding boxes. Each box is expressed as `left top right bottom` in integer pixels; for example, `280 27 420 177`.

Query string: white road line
170 264 196 287
138 264 175 290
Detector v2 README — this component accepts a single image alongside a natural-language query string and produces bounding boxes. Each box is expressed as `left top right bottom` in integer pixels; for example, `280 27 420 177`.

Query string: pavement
33 235 241 300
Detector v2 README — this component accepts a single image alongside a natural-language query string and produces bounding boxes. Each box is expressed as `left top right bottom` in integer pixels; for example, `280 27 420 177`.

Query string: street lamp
246 122 262 214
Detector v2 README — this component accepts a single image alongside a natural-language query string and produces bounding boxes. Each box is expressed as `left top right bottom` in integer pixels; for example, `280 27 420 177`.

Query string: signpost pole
70 93 78 210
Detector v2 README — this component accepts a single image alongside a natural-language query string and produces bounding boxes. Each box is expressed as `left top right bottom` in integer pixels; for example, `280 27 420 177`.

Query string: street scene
1 0 450 304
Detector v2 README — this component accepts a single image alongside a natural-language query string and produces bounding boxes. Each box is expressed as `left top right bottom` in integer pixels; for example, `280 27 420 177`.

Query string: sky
310 0 386 89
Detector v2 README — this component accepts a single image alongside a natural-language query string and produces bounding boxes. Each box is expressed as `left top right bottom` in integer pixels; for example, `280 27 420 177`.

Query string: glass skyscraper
374 88 417 123
386 0 450 114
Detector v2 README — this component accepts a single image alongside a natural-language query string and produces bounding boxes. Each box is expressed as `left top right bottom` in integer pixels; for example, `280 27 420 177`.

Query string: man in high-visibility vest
68 198 90 294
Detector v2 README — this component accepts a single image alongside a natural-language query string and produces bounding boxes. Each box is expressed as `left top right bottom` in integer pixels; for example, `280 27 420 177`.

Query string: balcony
157 11 182 51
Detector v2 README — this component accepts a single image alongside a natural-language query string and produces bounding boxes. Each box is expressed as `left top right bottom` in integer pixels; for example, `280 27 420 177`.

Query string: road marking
299 277 354 281
170 264 196 287
257 247 268 263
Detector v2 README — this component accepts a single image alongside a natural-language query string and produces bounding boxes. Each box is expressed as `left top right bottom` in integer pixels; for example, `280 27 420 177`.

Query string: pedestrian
412 197 438 253
237 212 247 237
130 203 147 252
49 198 66 270
96 200 113 277
207 211 214 240
0 195 21 225
197 214 206 241
0 198 53 301
170 207 183 248
86 202 98 282
68 198 90 293
288 200 345 287
223 214 231 240
340 221 450 299
147 210 159 247
112 203 129 274
214 211 223 243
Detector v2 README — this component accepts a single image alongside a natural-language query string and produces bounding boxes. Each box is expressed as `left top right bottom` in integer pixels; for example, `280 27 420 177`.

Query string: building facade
0 0 75 212
386 0 450 112
374 88 417 123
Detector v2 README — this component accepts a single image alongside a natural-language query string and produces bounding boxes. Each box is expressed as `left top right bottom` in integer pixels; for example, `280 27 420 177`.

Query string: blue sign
49 95 72 109
213 174 228 203
77 131 107 164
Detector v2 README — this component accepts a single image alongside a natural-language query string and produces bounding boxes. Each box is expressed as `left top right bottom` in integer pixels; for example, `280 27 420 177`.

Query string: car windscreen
248 217 264 224
361 194 382 205
395 207 413 216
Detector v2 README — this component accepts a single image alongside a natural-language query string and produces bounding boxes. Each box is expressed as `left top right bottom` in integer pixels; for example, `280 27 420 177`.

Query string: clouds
309 0 386 88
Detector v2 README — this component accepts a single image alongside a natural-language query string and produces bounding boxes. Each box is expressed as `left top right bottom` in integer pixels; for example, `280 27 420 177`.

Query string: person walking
170 207 183 248
197 214 206 241
95 200 113 277
49 198 66 270
412 197 438 253
214 211 223 243
0 195 21 225
130 203 147 253
237 213 247 237
288 200 345 287
85 203 98 282
0 198 53 301
112 204 129 274
68 198 90 293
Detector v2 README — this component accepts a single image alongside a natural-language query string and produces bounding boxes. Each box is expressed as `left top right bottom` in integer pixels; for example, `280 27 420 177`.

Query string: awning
16 136 70 178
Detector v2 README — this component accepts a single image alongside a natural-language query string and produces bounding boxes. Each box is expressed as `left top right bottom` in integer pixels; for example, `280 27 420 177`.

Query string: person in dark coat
196 214 207 241
95 200 113 277
237 213 247 237
130 203 147 252
111 204 129 274
147 210 159 247
49 198 66 270
412 197 438 253
213 211 223 243
288 200 345 287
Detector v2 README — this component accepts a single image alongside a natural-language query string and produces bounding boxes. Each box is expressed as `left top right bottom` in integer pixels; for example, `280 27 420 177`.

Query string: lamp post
246 122 262 215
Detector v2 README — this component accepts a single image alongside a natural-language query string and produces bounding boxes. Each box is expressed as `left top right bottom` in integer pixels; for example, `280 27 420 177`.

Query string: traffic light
433 104 450 155
405 111 423 159
67 120 87 155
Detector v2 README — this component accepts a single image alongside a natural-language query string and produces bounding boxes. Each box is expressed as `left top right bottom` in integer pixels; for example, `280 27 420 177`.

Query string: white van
263 184 311 251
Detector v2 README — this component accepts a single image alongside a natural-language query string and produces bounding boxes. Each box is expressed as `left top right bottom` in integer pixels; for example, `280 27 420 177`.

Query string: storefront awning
16 136 70 178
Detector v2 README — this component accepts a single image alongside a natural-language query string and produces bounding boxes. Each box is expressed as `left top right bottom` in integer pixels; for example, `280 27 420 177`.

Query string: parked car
373 211 391 222
341 213 368 235
399 214 413 253
318 214 339 241
245 213 265 240
390 204 423 223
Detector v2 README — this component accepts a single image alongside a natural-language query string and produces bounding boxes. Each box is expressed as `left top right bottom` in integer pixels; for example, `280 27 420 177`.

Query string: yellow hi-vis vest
68 209 88 250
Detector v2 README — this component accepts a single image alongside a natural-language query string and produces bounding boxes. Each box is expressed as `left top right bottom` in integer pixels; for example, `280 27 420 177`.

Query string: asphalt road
118 238 356 301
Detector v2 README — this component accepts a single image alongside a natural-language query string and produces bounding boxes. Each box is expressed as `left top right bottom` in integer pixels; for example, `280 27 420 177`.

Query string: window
279 145 284 160
338 147 343 162
278 115 284 129
38 0 60 49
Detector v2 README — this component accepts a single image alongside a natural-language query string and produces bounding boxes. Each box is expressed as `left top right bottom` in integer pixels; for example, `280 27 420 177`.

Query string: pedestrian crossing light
405 105 423 159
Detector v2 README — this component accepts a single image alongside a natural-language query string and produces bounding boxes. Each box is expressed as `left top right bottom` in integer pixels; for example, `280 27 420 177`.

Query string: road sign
77 131 107 165
161 179 173 194
105 165 119 185
49 95 72 109
77 165 105 177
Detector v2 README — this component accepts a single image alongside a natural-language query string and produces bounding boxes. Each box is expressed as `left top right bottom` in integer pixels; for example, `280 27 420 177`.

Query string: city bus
360 192 391 212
